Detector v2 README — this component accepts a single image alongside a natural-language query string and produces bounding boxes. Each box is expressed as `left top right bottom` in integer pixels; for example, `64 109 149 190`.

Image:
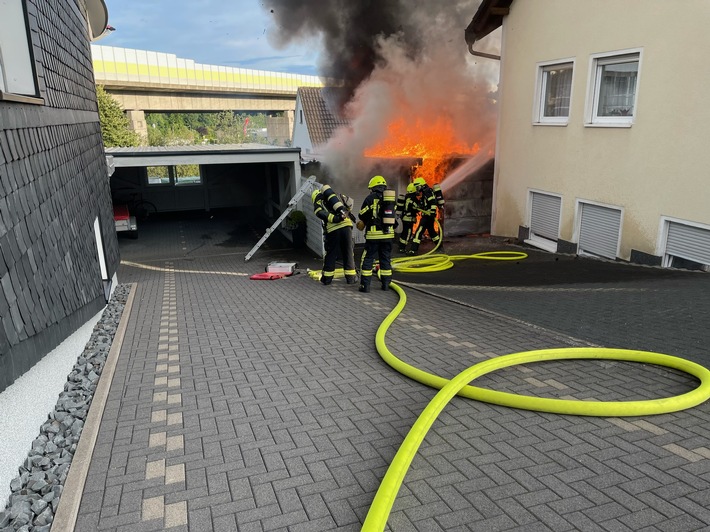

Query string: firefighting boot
358 277 371 293
407 242 419 256
345 274 359 285
381 278 391 291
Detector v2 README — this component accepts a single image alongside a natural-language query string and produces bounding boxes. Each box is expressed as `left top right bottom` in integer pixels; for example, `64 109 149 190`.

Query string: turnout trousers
321 226 357 284
359 239 393 290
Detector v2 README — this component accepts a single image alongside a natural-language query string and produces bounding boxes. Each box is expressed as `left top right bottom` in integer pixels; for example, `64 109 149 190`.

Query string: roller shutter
578 202 621 259
530 192 560 241
666 221 710 266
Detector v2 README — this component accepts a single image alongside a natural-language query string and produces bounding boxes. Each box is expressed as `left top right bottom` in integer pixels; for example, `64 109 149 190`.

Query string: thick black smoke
262 0 477 109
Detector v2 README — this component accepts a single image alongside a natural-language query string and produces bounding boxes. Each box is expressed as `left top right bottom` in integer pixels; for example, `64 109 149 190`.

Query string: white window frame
573 198 624 259
525 189 562 253
657 215 710 268
0 0 40 101
533 58 575 126
585 48 642 128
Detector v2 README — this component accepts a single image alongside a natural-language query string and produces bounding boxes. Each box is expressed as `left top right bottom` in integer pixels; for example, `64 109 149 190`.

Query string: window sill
0 91 44 105
525 236 558 253
532 121 568 127
584 122 632 129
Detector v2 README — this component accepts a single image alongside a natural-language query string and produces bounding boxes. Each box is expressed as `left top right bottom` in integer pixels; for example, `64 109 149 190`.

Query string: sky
99 0 321 75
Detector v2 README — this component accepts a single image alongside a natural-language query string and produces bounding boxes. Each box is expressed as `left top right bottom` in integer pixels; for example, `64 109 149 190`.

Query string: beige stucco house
466 0 710 269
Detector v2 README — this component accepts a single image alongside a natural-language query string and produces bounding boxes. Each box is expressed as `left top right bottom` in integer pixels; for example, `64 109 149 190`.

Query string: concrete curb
51 284 136 532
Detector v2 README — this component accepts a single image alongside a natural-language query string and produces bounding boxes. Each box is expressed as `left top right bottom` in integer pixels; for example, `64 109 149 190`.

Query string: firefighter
409 176 442 254
312 185 358 285
398 182 419 253
357 175 395 292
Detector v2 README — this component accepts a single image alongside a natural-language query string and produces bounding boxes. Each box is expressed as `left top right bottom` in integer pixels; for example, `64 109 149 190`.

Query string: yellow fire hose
363 233 710 531
305 224 710 531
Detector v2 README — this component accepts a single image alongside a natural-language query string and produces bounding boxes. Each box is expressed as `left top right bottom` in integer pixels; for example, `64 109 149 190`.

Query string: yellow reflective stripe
326 220 353 232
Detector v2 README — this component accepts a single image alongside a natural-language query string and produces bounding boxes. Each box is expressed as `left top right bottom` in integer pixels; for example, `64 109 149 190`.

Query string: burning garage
274 0 500 241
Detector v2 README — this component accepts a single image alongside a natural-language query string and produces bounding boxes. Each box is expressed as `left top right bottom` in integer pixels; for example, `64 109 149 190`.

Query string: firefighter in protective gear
358 175 394 292
312 185 358 285
398 183 419 253
409 177 442 254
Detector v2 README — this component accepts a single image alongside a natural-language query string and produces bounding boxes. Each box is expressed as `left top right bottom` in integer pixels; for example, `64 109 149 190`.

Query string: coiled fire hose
306 224 710 531
361 280 710 531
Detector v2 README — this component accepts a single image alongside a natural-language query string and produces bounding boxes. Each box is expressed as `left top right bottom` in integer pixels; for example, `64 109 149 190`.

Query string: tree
95 85 141 147
142 110 275 146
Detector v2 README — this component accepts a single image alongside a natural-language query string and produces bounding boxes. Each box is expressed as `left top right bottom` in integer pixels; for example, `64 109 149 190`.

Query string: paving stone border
0 285 131 532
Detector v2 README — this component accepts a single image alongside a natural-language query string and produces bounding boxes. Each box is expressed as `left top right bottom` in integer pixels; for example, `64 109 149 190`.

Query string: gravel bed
0 285 130 532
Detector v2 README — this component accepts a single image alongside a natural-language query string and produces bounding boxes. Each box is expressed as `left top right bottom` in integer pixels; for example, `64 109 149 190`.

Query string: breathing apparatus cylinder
381 189 397 230
320 184 346 215
433 183 445 207
395 193 405 217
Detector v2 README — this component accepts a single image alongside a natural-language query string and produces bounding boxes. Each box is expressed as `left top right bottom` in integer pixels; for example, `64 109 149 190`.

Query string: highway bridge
91 45 326 140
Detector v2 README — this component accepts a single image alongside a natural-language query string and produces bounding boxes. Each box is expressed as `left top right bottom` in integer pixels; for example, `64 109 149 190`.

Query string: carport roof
106 143 300 156
106 143 301 167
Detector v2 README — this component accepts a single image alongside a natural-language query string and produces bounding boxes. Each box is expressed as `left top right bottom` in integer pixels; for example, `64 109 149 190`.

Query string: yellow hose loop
362 281 710 531
391 251 528 274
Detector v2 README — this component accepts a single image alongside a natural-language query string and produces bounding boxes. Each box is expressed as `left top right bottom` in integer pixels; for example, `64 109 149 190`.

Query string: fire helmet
413 177 427 189
406 183 417 194
311 189 321 202
368 175 387 189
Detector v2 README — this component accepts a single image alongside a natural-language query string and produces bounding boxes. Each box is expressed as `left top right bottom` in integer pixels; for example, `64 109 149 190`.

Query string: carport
106 144 303 245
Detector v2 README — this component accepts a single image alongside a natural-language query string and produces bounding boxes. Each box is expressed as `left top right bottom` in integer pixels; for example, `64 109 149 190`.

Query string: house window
0 0 39 97
576 200 622 260
299 109 303 124
534 60 574 125
587 50 641 126
526 190 561 252
661 217 710 271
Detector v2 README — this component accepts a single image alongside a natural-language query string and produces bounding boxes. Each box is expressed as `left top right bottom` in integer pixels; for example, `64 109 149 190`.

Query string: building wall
492 0 710 260
0 0 120 393
291 96 314 160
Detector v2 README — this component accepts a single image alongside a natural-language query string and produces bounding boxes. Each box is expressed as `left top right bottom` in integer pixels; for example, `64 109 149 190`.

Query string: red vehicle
113 204 138 238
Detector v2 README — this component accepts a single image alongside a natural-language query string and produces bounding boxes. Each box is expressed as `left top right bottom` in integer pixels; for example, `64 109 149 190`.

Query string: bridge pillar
267 112 295 147
126 110 148 143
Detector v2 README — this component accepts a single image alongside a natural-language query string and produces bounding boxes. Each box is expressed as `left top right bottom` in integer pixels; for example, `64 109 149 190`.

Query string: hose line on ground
361 266 710 531
302 224 710 530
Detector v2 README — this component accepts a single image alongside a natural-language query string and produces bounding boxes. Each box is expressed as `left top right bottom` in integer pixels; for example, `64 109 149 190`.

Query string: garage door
578 202 621 259
665 221 710 266
530 192 561 241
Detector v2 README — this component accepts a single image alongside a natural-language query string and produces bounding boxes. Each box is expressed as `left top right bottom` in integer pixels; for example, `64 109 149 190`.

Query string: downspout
467 44 501 61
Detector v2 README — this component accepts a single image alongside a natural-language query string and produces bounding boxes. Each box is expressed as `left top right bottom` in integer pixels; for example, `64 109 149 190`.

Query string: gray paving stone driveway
74 212 710 531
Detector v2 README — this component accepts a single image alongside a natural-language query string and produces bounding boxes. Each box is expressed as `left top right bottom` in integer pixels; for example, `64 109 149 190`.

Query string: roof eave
465 0 513 50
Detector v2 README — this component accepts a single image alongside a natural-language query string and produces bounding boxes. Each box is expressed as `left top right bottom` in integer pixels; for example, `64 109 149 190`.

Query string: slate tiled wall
0 0 120 393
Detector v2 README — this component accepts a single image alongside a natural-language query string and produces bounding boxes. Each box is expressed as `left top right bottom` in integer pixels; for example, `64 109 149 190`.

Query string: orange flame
364 115 480 184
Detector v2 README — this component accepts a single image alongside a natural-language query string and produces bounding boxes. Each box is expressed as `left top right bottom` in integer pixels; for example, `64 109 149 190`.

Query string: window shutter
530 192 560 241
578 203 621 259
666 222 710 266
